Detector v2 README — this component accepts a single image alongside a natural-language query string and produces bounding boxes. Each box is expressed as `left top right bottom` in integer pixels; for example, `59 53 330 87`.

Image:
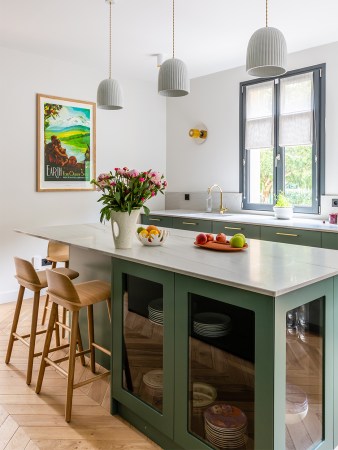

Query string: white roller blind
245 80 274 150
279 72 313 147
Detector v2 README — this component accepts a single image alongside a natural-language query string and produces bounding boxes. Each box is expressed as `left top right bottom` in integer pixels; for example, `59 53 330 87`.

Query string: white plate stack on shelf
285 384 308 425
148 298 163 325
193 312 231 338
204 403 247 449
142 369 163 397
193 382 217 408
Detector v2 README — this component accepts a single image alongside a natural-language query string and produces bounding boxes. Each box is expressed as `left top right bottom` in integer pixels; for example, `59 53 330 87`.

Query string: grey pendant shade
246 0 287 78
158 0 190 97
97 0 123 110
158 58 190 97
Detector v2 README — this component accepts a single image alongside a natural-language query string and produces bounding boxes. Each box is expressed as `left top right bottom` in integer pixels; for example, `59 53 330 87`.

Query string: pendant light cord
109 1 112 78
265 0 268 27
172 0 175 58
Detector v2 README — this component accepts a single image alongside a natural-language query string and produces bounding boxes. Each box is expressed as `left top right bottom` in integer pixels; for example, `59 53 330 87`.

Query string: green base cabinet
261 226 322 247
322 232 338 250
172 217 212 233
140 214 173 228
111 259 336 450
212 221 261 239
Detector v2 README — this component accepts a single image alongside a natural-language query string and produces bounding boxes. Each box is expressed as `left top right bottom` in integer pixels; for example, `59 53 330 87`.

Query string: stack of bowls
148 298 163 325
193 312 231 338
285 384 308 424
204 404 247 449
142 369 163 397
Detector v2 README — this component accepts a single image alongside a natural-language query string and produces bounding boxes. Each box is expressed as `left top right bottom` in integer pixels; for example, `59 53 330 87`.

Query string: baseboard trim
0 289 47 304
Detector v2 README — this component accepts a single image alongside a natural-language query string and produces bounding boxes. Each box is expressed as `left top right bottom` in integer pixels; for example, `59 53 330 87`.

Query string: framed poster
37 94 96 191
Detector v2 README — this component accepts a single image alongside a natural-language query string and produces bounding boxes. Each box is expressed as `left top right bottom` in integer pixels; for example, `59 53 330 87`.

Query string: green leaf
143 205 150 215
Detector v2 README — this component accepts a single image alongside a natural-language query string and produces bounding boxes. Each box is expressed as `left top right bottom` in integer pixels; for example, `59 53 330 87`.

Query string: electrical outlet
332 199 338 207
185 194 190 201
41 258 52 266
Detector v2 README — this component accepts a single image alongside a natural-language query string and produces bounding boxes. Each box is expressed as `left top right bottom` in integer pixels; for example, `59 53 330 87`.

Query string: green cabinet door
172 217 212 233
212 221 261 239
140 214 173 228
322 232 338 250
261 226 322 247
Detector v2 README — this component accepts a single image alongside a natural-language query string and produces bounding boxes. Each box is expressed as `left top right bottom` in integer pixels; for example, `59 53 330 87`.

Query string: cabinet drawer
172 217 212 233
261 226 322 247
212 221 261 239
140 214 173 228
322 232 338 250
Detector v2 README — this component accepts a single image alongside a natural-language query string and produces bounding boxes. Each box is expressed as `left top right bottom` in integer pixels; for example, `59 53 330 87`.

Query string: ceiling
1 0 338 83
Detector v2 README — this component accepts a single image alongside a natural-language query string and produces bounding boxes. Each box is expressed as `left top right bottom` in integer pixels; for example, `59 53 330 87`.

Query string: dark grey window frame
239 64 326 214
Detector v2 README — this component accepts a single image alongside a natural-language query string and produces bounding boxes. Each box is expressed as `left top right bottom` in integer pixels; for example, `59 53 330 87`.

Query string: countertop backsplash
165 192 338 220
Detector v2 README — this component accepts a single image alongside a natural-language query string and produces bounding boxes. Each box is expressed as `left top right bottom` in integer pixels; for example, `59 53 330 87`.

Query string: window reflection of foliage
259 148 273 204
285 145 312 206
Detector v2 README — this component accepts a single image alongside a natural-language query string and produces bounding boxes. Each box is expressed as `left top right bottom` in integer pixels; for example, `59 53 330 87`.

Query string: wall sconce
189 124 208 144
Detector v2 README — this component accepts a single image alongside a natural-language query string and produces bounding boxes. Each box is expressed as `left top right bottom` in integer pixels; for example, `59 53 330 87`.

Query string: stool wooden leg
5 285 25 364
106 298 111 321
54 305 60 347
36 302 58 394
61 307 67 339
26 291 40 385
87 305 95 373
76 323 86 367
66 310 79 422
65 261 69 268
41 294 49 326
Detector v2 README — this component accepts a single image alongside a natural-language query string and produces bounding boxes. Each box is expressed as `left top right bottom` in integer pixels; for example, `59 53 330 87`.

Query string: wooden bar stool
36 269 111 422
41 241 70 339
5 257 79 385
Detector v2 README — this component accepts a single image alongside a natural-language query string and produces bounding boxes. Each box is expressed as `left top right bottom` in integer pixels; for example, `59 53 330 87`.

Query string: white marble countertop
145 209 338 233
15 223 338 297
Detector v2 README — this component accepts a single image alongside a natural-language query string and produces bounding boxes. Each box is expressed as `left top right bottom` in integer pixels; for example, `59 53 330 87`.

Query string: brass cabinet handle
276 232 299 237
149 218 161 221
182 222 197 226
223 226 242 230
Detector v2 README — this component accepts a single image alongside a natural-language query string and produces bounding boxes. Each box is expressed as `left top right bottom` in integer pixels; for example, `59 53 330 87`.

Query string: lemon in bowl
136 228 169 246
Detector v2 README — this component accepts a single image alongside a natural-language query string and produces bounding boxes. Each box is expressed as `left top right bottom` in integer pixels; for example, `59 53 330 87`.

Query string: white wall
166 41 338 195
0 46 166 302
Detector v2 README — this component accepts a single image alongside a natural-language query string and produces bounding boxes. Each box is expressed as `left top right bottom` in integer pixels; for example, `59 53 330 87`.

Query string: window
240 65 325 214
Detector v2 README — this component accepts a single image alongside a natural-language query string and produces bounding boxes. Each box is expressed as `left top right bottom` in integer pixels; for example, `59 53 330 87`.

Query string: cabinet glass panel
285 298 324 450
123 274 164 412
188 294 255 450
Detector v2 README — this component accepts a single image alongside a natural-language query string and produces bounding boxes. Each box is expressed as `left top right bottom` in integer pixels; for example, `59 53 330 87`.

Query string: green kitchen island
16 223 338 450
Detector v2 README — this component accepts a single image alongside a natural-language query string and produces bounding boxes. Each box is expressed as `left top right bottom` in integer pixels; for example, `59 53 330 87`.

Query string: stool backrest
47 241 69 262
46 269 81 310
14 257 41 291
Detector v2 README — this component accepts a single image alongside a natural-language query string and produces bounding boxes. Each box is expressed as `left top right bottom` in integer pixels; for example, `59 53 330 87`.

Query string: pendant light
158 0 190 97
97 0 123 110
246 0 287 78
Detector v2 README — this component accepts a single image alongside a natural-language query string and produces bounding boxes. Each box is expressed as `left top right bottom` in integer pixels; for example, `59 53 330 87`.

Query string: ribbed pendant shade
158 58 190 97
97 78 123 110
246 26 287 77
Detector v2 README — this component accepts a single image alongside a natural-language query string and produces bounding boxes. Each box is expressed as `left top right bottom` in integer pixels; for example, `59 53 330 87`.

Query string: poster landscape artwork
37 94 96 191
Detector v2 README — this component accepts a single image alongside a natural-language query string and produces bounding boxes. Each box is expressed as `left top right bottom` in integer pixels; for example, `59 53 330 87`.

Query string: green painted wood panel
261 226 322 247
172 217 212 233
140 214 173 228
322 232 338 250
212 221 261 239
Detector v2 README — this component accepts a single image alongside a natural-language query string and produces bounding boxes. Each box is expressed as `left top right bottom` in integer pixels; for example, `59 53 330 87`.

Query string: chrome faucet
208 184 228 214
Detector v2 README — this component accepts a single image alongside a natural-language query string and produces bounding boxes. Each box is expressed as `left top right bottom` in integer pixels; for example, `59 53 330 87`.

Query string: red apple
206 233 214 242
216 233 227 243
196 233 207 245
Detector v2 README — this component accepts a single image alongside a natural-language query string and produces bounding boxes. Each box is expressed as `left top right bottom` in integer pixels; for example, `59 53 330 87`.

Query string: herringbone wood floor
0 297 161 450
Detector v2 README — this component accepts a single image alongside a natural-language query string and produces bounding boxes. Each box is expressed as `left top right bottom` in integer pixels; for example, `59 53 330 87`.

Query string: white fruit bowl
136 229 169 246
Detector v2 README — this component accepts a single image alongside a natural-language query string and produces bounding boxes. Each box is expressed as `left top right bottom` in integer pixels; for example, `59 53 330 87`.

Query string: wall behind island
0 46 166 302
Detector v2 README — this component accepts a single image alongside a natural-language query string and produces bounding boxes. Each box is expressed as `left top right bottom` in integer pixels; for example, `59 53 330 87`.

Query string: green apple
233 233 246 243
230 235 245 248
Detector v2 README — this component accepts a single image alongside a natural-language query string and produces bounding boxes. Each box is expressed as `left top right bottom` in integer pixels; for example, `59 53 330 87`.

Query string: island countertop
15 223 338 297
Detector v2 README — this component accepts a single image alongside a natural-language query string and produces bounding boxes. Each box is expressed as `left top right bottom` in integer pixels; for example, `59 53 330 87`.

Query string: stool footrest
44 357 68 377
12 333 30 347
55 321 71 333
51 349 91 365
73 371 110 389
92 342 111 356
48 343 70 353
21 329 47 339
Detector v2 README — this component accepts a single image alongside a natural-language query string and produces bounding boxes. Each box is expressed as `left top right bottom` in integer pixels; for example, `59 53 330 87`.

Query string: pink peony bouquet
91 167 167 222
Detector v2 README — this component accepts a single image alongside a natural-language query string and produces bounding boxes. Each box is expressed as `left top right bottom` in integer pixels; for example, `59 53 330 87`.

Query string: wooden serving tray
194 241 248 252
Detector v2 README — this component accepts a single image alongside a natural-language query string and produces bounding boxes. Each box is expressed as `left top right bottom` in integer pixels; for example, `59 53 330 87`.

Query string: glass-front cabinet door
112 259 175 439
174 274 275 450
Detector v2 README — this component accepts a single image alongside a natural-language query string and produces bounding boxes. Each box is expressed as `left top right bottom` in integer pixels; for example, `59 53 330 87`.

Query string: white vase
273 206 293 220
110 209 140 249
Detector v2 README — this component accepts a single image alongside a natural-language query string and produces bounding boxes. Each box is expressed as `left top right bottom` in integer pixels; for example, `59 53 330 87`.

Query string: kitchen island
16 223 338 450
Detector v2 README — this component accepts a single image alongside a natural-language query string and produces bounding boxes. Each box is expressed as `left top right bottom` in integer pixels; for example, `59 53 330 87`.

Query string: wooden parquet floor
0 297 161 450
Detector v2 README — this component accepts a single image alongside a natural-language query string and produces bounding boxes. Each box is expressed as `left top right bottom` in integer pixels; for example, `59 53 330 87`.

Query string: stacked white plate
285 384 308 425
193 312 231 338
148 298 163 325
204 404 247 449
143 369 163 396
